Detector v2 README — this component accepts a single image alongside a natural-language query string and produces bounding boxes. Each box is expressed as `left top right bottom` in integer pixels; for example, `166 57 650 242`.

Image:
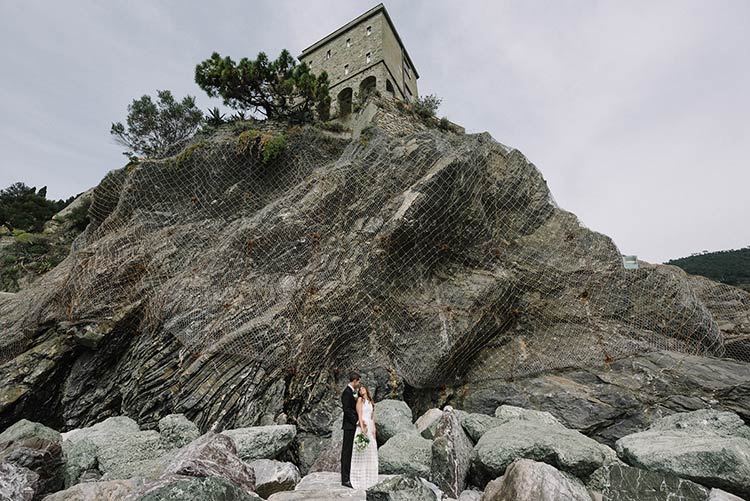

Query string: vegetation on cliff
667 247 750 291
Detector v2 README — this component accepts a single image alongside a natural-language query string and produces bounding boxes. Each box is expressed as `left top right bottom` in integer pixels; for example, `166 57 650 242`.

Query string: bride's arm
356 398 367 431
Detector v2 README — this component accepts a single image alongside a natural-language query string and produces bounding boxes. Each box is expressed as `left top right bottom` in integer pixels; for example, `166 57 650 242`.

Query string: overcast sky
0 1 747 263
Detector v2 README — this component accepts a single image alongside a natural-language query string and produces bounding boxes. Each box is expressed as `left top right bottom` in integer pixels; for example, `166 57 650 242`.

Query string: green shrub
412 94 442 120
66 198 91 232
262 135 287 164
320 121 345 133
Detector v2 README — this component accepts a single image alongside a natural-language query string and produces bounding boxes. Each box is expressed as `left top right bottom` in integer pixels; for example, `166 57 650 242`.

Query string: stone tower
299 3 419 118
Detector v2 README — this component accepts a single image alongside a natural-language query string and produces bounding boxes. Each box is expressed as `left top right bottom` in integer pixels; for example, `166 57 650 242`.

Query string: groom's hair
348 371 361 382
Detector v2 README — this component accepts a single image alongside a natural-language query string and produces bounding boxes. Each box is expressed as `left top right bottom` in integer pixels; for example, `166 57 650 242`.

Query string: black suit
340 385 358 483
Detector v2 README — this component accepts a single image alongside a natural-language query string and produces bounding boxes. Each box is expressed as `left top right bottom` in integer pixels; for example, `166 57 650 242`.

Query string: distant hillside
667 247 750 291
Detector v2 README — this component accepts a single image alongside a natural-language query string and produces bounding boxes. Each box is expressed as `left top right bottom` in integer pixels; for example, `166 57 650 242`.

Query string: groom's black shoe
342 481 353 488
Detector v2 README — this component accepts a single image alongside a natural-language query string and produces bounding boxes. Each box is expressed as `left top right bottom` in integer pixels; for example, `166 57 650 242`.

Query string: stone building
299 3 419 118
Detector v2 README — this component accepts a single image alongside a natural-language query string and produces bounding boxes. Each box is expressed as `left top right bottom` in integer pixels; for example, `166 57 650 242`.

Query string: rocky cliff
0 96 747 439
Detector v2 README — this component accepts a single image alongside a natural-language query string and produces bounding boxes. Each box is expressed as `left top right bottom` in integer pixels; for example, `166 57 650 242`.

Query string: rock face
481 459 592 501
431 406 473 498
1 95 745 440
615 409 750 498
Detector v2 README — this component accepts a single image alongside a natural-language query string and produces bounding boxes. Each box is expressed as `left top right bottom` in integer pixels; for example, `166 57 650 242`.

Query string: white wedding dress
350 399 378 489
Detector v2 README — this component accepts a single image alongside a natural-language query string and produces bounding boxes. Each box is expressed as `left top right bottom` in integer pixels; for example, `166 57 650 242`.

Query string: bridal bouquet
354 432 370 452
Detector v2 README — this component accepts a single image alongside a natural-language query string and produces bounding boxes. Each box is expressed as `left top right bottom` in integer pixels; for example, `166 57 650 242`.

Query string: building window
366 26 372 36
366 52 371 64
404 61 411 79
346 38 351 48
326 50 331 60
344 64 349 75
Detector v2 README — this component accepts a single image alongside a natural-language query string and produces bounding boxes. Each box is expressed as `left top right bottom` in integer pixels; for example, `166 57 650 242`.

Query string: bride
350 385 378 489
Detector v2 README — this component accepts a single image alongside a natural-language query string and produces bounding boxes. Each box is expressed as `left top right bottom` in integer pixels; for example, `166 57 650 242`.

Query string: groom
340 371 361 488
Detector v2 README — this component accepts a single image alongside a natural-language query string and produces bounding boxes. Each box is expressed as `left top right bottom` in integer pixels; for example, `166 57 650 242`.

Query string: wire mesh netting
1 104 748 386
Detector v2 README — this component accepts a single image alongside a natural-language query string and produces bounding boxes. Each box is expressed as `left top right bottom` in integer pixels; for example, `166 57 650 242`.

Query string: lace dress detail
350 399 378 489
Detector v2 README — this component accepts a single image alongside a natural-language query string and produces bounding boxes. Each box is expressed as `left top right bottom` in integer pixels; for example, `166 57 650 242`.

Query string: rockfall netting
1 105 748 386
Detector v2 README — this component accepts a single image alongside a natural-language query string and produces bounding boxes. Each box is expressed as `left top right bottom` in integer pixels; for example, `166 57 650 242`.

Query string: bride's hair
358 385 374 406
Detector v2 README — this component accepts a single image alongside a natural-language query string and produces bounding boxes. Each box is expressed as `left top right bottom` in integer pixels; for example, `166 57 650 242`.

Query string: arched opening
385 79 395 97
337 87 353 117
359 76 377 99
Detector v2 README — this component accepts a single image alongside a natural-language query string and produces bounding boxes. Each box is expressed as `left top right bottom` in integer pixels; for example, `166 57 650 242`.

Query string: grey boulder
162 432 255 494
416 409 443 439
599 463 710 501
0 419 63 496
480 458 592 501
249 459 301 498
615 409 750 498
132 475 261 500
379 432 432 477
221 425 296 461
375 400 414 445
431 406 473 498
42 478 143 501
366 474 437 501
157 414 200 448
470 420 616 486
0 462 39 501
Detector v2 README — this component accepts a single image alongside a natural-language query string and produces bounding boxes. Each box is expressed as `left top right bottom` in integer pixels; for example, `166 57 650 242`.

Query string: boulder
366 474 437 501
480 459 592 501
431 406 473 497
249 459 300 498
0 461 39 501
379 432 432 477
458 489 482 501
158 414 200 448
133 475 261 500
599 463 709 501
470 420 616 487
42 478 143 500
494 405 563 427
267 471 395 500
0 419 64 495
309 438 342 473
615 410 750 498
221 425 296 461
459 413 503 443
61 416 171 484
375 400 414 445
162 432 255 493
291 432 329 475
708 489 746 501
416 409 443 439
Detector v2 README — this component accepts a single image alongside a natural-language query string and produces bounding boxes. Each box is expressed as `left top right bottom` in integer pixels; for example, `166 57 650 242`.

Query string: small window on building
344 64 349 75
366 26 372 36
326 50 331 60
366 52 371 64
346 38 351 48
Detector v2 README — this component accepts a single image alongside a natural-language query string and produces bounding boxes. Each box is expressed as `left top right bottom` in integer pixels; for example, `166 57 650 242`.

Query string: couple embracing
340 371 378 489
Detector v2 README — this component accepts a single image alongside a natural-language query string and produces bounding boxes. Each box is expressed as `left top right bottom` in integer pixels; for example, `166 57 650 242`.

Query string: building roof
298 3 420 79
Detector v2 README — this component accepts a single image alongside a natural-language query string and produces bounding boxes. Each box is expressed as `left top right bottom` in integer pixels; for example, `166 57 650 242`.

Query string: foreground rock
599 463 711 501
378 432 432 477
415 409 443 439
366 474 437 501
0 419 64 496
481 459 592 501
470 420 616 486
132 475 261 500
221 425 296 461
158 414 200 448
268 471 395 500
375 400 414 445
62 416 169 484
41 478 143 501
249 459 300 498
161 432 256 494
615 409 750 498
0 461 39 501
431 406 472 498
